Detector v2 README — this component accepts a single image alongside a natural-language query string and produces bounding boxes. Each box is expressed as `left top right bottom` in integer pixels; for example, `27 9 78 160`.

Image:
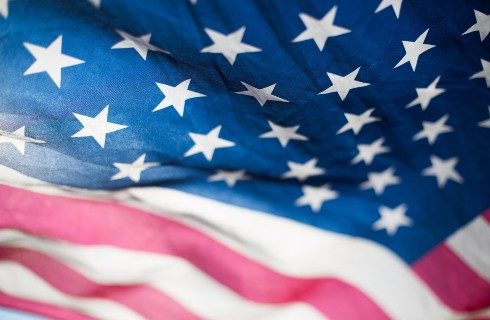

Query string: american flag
0 0 489 319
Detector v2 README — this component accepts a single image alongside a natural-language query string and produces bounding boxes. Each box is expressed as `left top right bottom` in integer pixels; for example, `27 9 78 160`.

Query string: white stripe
447 216 490 281
0 164 41 185
0 229 326 320
0 164 479 319
0 261 144 320
128 187 464 320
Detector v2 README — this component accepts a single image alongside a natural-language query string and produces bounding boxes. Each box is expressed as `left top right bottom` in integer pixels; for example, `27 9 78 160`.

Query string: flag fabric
0 307 47 320
0 0 489 319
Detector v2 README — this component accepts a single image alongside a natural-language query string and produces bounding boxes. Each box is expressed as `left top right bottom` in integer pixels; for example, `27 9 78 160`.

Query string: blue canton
0 0 489 263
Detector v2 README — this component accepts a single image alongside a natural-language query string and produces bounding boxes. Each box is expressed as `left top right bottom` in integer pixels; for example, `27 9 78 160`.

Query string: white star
292 6 350 51
235 82 288 106
185 125 235 161
201 27 261 65
87 0 100 8
463 10 490 41
375 0 403 18
23 35 84 88
406 76 445 110
479 106 490 128
0 126 45 155
111 29 168 60
0 127 26 154
395 29 435 71
282 158 325 182
72 105 127 148
360 167 400 195
470 59 490 87
422 155 463 188
111 154 159 183
260 121 308 147
319 67 369 101
153 79 205 116
0 0 12 18
352 138 390 165
413 114 453 144
295 184 338 212
373 204 412 236
337 108 380 135
208 169 249 187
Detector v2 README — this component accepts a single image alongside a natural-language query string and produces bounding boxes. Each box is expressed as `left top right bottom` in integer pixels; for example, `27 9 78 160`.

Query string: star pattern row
0 0 489 236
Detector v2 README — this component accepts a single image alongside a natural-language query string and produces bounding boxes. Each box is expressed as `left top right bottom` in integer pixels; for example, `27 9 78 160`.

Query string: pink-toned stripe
0 247 201 320
0 292 94 320
483 209 490 223
413 244 490 312
0 184 389 320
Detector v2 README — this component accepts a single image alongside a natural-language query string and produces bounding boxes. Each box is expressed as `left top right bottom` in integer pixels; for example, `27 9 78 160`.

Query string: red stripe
0 247 200 320
0 184 389 320
0 292 94 320
413 244 490 312
483 209 490 223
